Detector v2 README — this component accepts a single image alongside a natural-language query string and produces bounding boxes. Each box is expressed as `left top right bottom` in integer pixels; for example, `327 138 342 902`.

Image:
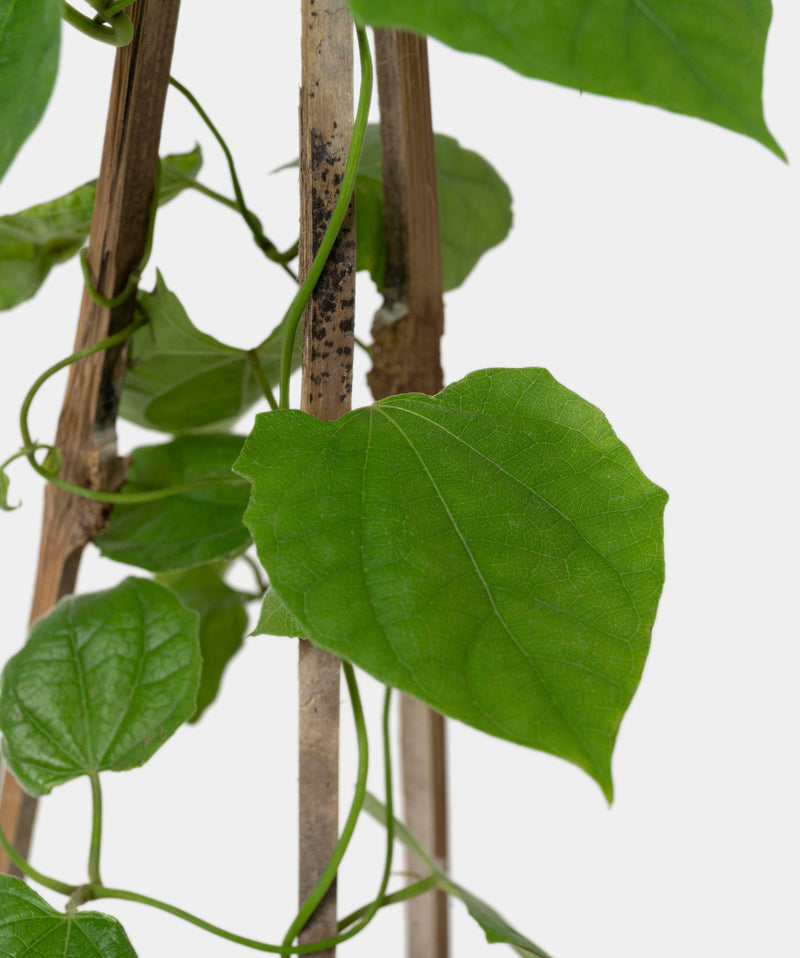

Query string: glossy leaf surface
0 0 60 183
0 878 138 958
348 0 782 157
158 563 248 721
0 149 202 312
97 435 250 573
236 368 667 797
364 794 552 957
0 578 201 795
357 125 512 291
119 274 293 433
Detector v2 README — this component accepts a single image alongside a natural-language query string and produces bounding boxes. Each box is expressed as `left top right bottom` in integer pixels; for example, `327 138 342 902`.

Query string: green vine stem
319 686 396 942
337 876 438 931
95 0 136 17
84 667 405 954
79 161 161 311
279 662 369 954
168 77 298 278
0 676 424 952
61 1 133 46
247 350 279 411
241 553 269 595
17 316 245 505
277 24 373 410
88 772 103 886
86 873 436 956
0 820 77 897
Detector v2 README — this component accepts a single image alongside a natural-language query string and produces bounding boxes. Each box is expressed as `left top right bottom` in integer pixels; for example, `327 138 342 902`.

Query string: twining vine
0 0 782 955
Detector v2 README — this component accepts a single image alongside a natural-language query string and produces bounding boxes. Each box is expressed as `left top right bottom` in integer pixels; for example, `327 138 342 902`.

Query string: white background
1 3 798 957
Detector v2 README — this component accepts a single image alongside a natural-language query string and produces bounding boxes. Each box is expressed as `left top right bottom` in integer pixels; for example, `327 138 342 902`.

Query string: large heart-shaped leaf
157 563 248 722
348 0 782 157
96 434 250 573
236 368 667 798
0 877 138 958
0 578 201 795
0 149 202 312
0 0 61 184
119 274 295 433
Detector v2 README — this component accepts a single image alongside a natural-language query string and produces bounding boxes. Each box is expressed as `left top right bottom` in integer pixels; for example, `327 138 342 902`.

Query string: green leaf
0 578 201 795
119 274 295 433
157 563 248 721
0 877 139 958
235 368 667 799
254 588 308 639
96 434 251 573
446 884 553 958
0 148 203 312
363 793 552 958
0 461 17 511
0 0 61 184
357 125 512 292
347 0 783 158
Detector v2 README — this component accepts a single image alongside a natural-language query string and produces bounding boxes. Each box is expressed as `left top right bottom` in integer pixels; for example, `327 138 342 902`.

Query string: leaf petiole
88 771 103 886
18 316 246 505
169 77 297 279
337 876 439 931
0 820 77 898
61 1 133 46
247 350 279 411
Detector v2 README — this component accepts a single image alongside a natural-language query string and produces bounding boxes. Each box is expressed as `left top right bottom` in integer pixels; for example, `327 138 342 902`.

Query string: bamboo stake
0 0 182 876
297 2 355 953
370 30 449 958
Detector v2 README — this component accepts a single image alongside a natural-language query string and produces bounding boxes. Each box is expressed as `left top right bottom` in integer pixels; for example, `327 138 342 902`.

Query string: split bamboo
371 29 449 958
0 0 183 875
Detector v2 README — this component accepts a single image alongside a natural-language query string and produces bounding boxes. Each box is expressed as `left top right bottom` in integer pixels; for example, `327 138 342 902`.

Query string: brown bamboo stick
297 2 355 953
0 0 183 876
370 29 449 958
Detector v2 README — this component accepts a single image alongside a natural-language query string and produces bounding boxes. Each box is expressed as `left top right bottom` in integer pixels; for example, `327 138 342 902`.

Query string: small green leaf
0 149 202 312
0 578 201 795
444 883 553 958
254 588 308 639
357 125 512 292
363 794 552 958
119 274 295 433
348 0 782 157
157 563 248 721
41 444 62 476
0 0 61 184
96 434 251 573
0 877 139 958
0 462 17 511
236 368 667 799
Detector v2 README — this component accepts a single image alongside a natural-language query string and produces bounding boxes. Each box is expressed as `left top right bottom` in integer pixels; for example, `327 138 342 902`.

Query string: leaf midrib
374 405 604 777
379 399 640 634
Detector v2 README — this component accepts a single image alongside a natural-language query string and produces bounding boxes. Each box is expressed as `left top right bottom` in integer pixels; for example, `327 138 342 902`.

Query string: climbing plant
0 1 783 956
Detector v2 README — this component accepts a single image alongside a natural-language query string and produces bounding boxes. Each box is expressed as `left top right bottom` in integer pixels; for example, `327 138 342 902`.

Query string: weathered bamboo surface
371 29 449 958
0 0 182 876
297 1 356 953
